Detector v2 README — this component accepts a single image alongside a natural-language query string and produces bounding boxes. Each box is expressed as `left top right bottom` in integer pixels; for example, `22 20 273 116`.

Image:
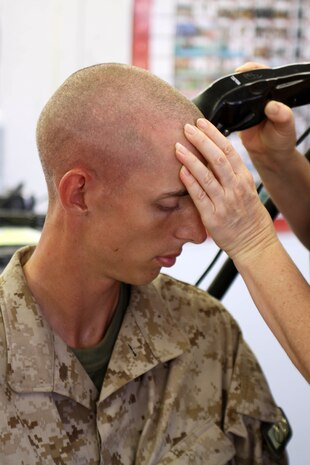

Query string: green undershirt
71 283 130 392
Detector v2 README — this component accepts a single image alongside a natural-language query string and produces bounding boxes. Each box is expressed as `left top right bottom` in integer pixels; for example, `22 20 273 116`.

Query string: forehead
151 116 204 168
122 118 202 196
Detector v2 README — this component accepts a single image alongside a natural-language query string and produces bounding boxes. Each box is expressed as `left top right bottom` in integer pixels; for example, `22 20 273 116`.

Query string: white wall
0 0 133 203
0 2 309 464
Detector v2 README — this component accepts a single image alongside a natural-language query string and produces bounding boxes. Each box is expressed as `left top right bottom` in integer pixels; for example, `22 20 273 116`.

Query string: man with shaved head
0 64 289 464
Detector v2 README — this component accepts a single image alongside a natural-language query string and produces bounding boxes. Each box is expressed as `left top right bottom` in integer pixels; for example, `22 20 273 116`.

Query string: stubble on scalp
36 63 202 201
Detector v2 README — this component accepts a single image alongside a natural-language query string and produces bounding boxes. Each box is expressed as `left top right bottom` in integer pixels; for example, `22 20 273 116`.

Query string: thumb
264 101 297 148
264 101 296 134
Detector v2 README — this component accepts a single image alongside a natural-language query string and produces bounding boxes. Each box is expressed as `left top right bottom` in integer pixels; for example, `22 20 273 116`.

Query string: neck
23 243 122 348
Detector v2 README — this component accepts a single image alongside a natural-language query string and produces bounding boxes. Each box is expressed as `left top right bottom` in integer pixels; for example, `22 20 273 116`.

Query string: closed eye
155 189 189 213
157 203 180 212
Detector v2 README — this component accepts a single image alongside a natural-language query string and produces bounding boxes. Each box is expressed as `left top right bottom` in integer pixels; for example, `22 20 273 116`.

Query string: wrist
252 147 299 175
228 223 280 269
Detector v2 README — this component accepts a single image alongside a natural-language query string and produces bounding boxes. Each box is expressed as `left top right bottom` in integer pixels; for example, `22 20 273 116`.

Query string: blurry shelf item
144 0 310 197
173 0 307 96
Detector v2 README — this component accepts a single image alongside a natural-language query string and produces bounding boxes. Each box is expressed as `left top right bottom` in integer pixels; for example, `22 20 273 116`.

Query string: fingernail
267 101 279 115
184 124 197 135
197 118 208 129
175 142 187 155
181 165 190 176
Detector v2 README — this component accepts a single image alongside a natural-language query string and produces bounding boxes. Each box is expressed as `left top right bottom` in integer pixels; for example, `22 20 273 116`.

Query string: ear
58 169 90 213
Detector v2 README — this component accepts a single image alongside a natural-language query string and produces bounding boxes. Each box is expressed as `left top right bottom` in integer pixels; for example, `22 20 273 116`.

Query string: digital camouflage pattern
0 247 289 465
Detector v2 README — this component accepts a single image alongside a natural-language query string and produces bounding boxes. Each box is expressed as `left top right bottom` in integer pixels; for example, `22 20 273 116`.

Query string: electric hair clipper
192 62 310 135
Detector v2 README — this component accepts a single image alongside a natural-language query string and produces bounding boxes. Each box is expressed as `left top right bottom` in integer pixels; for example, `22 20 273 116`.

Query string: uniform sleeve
223 336 290 464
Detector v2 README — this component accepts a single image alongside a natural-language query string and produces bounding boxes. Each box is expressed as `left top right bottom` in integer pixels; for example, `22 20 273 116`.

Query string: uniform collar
1 247 190 407
0 246 97 409
100 277 190 402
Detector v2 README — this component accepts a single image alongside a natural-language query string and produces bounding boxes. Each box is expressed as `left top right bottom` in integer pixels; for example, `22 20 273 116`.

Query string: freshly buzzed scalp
36 63 202 199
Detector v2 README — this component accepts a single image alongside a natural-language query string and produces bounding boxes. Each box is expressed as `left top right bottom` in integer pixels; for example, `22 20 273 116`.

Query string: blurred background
0 1 309 464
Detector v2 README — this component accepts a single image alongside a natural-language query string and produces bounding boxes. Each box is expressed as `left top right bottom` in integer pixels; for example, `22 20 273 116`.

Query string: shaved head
36 63 202 201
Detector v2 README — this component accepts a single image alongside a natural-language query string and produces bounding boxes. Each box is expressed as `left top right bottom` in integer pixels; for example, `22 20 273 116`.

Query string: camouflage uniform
0 247 288 465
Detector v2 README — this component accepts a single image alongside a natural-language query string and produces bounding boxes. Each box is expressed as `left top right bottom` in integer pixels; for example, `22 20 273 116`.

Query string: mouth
156 251 182 268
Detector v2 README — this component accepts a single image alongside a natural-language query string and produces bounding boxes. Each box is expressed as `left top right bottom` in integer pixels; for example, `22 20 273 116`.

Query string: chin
126 268 162 286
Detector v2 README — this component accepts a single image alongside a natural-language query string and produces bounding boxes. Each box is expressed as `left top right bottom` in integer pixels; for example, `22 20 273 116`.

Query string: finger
184 123 234 184
265 100 294 125
175 142 224 202
196 118 246 174
264 101 297 142
184 119 246 179
178 164 216 219
235 62 269 73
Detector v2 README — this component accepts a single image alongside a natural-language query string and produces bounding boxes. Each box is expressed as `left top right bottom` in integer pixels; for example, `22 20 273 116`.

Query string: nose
175 202 207 244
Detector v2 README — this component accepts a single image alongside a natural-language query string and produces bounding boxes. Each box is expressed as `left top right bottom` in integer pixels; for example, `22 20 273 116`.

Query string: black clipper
192 62 310 135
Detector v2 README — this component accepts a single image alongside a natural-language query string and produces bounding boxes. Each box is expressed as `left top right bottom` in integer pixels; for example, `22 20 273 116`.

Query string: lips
156 250 182 268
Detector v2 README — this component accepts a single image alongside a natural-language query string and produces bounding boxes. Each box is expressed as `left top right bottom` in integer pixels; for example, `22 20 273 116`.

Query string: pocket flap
157 420 235 465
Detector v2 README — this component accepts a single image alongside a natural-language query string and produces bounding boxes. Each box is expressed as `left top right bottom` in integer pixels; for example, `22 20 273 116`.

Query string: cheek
94 201 177 253
117 218 171 255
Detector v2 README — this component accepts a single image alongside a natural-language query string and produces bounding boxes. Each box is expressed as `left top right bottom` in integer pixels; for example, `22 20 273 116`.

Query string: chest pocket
156 420 235 465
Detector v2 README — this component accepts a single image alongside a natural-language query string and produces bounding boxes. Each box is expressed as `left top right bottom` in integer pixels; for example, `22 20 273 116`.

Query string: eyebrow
158 189 188 199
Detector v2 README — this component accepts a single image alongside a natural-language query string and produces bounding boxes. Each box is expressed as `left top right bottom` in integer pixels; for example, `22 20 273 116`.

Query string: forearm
177 117 310 383
234 239 310 383
253 149 310 249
